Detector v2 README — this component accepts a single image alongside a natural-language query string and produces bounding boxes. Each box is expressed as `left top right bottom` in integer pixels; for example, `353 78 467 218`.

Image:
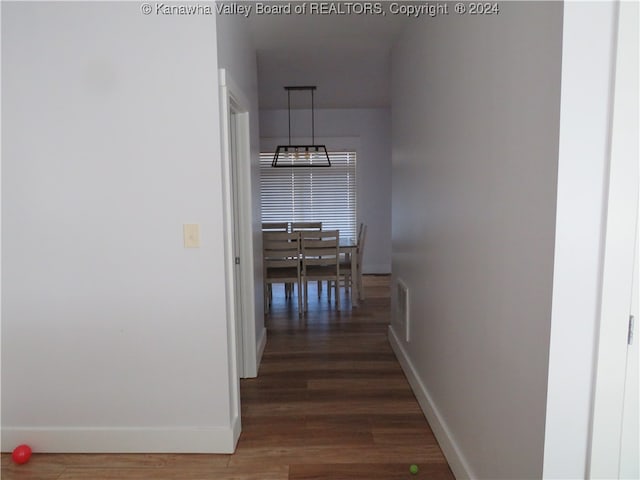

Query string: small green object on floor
409 464 419 475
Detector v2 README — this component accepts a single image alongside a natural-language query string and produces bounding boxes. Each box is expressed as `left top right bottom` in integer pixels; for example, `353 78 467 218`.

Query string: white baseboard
388 325 474 479
256 326 267 371
1 425 238 453
230 412 241 452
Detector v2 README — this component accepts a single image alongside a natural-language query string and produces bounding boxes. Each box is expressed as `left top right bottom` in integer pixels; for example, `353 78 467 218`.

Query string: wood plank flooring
1 276 454 479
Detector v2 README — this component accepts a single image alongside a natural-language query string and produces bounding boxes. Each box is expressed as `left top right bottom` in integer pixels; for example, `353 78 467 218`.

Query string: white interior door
229 107 245 376
617 5 639 475
620 233 639 478
588 2 639 477
219 69 258 381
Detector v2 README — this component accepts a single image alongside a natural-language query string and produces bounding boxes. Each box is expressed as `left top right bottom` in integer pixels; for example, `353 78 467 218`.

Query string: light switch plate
183 224 200 248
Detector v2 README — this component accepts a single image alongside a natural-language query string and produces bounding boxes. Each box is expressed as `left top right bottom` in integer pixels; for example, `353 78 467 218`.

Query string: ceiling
247 12 408 110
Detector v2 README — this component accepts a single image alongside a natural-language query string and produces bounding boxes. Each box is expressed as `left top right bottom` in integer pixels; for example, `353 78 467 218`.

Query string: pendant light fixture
271 86 331 167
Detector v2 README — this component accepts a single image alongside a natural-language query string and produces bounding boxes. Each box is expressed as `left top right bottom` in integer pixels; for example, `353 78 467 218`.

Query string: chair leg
340 274 350 299
264 283 270 313
351 275 354 301
335 279 340 311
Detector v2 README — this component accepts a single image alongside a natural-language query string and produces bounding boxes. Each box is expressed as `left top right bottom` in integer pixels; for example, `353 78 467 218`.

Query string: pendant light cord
287 89 292 145
311 88 315 144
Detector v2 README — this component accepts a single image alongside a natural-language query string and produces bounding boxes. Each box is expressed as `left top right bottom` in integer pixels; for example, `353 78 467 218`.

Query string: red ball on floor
12 444 32 464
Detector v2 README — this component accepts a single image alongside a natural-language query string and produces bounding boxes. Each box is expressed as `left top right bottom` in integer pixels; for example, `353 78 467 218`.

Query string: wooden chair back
301 230 340 311
263 231 301 270
291 221 322 232
263 231 302 314
262 222 289 232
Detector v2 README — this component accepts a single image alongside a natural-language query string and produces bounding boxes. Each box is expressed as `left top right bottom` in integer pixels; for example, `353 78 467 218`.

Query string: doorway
219 69 258 381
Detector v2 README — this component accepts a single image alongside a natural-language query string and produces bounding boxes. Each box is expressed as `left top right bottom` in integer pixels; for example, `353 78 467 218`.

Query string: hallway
234 276 454 479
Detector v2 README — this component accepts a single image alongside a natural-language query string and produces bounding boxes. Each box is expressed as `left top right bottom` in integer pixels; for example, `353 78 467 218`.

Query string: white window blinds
260 151 357 239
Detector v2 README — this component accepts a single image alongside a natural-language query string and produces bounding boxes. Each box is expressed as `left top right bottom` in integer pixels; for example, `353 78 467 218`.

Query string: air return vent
397 279 410 342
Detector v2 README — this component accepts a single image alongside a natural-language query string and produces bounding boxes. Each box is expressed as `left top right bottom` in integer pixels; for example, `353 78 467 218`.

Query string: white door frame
589 2 639 476
543 3 638 477
219 68 258 380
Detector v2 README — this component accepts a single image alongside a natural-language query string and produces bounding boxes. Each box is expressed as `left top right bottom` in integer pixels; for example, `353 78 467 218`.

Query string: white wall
2 2 238 452
216 11 266 376
260 108 392 273
389 3 562 478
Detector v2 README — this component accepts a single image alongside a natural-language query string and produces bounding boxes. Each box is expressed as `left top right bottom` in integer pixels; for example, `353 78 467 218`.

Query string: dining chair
262 231 302 316
301 230 340 313
262 222 289 232
262 222 294 303
291 222 323 294
291 221 322 232
337 223 367 302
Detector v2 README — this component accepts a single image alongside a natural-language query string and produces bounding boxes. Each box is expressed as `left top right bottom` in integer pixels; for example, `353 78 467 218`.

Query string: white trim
218 68 242 427
230 411 241 451
542 3 625 476
256 326 267 369
1 425 238 454
219 69 250 115
219 68 259 381
589 1 639 476
388 325 474 480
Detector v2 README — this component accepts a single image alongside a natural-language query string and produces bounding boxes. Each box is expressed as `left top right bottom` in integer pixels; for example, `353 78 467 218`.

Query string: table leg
351 248 359 307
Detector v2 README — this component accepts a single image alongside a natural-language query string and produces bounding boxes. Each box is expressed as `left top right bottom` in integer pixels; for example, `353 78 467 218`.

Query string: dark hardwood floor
1 276 454 479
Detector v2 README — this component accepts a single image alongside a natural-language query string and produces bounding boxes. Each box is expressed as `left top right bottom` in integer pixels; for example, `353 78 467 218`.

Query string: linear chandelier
271 86 331 168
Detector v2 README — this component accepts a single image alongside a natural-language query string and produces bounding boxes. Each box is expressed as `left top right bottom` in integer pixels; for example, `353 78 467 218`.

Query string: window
260 151 357 239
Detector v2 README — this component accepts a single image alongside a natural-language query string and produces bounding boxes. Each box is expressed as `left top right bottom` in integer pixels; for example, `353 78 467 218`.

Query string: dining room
257 87 393 318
